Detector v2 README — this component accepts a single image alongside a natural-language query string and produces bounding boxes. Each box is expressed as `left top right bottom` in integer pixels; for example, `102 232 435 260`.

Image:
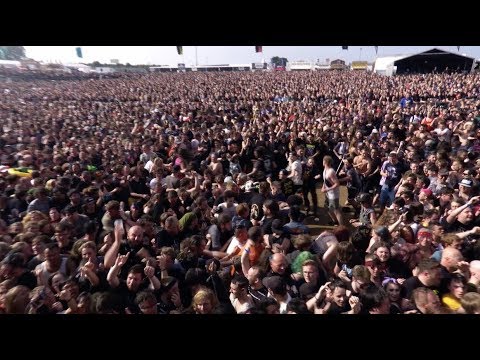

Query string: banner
176 46 183 55
255 46 262 53
76 47 83 58
342 46 348 50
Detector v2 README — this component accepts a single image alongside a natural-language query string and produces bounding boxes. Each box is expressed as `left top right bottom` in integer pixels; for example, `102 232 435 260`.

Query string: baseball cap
420 188 433 197
389 151 397 157
459 179 473 187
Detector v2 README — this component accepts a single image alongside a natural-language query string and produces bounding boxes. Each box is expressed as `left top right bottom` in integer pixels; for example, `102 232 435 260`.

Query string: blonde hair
22 211 48 226
460 292 480 314
191 288 218 313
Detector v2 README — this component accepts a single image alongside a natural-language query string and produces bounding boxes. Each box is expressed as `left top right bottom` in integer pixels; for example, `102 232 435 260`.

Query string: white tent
373 55 407 76
0 60 21 68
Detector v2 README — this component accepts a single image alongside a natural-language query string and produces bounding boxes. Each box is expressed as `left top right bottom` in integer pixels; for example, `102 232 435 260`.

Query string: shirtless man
353 148 372 178
208 153 223 176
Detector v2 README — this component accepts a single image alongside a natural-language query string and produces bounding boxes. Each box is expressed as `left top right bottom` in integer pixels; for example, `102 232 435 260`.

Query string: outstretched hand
115 252 130 268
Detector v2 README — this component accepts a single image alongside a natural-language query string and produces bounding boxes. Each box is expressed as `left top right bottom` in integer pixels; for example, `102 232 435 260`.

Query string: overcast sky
25 46 480 66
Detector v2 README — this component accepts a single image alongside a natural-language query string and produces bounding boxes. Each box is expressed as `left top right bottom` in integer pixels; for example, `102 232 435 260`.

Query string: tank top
36 257 69 285
323 168 340 200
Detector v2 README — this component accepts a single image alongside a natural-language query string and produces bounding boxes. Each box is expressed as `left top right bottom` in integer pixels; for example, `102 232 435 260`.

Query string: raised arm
104 223 124 269
107 252 130 288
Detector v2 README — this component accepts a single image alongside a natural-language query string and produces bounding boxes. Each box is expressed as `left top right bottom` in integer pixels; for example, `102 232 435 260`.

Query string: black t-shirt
266 268 299 298
262 216 277 235
248 286 268 307
281 178 295 197
17 270 38 290
238 191 254 205
325 300 351 315
403 276 439 300
441 219 474 234
113 280 149 312
129 178 150 196
386 258 412 280
155 229 182 252
303 165 320 187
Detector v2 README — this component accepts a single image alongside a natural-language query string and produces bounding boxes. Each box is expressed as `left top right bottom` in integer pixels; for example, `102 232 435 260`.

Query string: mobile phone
114 219 124 232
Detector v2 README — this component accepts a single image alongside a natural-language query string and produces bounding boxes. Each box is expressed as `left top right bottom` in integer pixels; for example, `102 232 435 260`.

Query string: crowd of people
1 68 480 314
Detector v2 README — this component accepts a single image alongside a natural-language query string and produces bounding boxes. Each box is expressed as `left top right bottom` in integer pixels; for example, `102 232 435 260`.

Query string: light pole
359 47 362 60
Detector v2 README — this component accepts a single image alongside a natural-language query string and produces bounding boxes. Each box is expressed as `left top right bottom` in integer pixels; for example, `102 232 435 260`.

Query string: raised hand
82 259 95 274
144 265 155 279
115 252 130 268
156 254 167 271
170 289 182 308
349 296 361 313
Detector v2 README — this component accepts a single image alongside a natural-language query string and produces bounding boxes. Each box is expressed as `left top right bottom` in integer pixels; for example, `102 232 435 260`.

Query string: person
302 157 321 216
262 276 291 314
4 64 480 318
190 287 219 314
459 292 480 314
309 280 360 314
359 283 390 314
229 275 254 314
410 287 445 314
403 258 442 299
1 252 37 289
379 151 403 214
382 278 411 314
322 155 342 226
350 193 376 228
441 273 467 311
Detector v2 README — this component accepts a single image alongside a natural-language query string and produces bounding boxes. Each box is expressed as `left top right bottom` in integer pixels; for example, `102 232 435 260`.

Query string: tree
0 46 25 60
270 56 288 67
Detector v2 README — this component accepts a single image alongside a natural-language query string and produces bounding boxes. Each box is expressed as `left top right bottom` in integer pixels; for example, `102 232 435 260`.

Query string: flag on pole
76 47 83 58
374 46 378 54
255 46 262 53
457 46 460 51
176 46 183 55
